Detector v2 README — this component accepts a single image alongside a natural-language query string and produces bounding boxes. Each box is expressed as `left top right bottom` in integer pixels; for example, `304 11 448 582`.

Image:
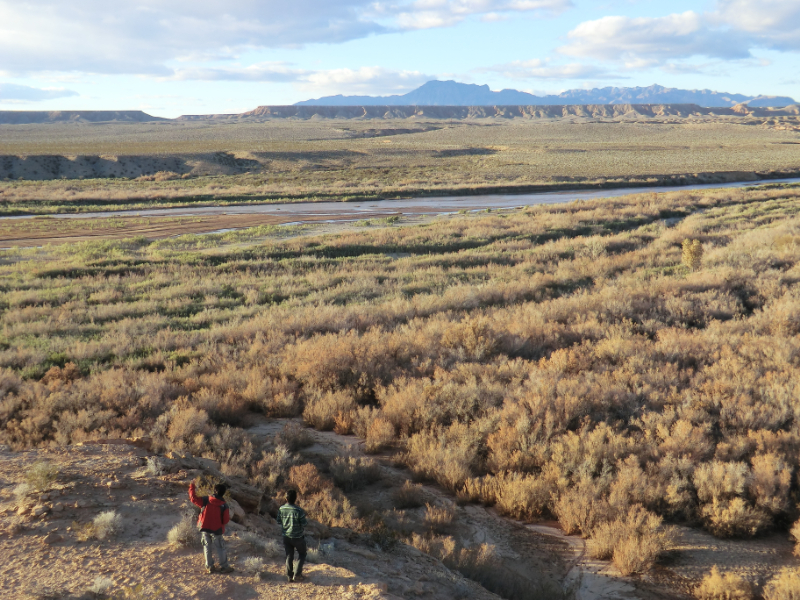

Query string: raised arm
188 481 204 508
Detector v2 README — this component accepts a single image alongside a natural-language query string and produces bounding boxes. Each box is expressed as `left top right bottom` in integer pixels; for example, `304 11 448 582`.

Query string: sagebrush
4 184 800 562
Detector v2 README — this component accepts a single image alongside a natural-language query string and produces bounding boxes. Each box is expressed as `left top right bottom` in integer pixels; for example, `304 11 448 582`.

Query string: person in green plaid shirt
277 489 308 582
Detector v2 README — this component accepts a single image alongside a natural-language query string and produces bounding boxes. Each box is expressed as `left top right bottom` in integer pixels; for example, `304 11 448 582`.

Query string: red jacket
189 482 230 534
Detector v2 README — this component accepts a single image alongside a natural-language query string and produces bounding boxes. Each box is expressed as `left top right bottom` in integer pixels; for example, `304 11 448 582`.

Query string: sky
0 0 798 117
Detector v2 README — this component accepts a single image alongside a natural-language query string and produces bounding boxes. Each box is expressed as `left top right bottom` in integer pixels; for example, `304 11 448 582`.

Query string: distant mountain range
296 81 796 108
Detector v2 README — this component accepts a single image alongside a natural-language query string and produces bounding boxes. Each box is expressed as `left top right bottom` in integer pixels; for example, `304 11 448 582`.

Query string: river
6 177 800 224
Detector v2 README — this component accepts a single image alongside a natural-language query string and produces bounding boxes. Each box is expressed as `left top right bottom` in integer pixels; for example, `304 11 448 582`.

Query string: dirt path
526 524 639 600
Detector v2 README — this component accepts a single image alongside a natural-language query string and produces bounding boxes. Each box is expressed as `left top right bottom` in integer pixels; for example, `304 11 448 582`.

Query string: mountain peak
295 80 796 108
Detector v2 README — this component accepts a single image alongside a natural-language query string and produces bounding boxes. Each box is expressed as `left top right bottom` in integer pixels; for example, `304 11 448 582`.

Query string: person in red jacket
189 480 233 574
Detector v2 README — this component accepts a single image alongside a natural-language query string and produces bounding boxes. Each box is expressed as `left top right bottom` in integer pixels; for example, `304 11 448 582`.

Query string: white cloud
169 63 430 95
715 0 800 33
4 0 796 93
382 0 571 30
715 0 800 50
558 1 800 74
483 58 616 80
660 61 721 75
560 11 752 67
0 0 570 76
171 63 306 82
0 1 383 75
302 67 431 95
0 83 79 101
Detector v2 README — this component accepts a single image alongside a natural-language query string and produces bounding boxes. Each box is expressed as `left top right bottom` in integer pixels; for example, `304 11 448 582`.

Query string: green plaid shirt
277 503 307 538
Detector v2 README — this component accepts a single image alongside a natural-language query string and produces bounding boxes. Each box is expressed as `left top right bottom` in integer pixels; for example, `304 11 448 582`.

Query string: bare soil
1 420 797 600
0 212 400 247
0 441 496 600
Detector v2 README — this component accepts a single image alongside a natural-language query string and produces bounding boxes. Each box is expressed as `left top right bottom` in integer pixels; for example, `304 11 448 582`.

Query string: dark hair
285 489 297 504
214 483 227 497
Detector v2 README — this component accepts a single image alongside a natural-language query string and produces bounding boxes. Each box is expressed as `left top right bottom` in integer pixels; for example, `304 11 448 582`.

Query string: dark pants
283 535 307 577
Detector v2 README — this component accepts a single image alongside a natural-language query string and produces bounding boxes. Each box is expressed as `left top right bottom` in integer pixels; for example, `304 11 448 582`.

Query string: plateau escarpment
1 108 799 213
188 103 800 121
0 110 165 125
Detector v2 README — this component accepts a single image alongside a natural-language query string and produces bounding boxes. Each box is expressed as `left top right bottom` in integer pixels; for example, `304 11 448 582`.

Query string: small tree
682 239 703 271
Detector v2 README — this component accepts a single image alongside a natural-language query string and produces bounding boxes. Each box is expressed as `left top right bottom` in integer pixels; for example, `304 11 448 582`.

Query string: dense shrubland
3 183 800 570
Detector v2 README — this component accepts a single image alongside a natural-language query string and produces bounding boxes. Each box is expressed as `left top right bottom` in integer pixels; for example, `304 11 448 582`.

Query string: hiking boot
218 565 234 574
206 566 216 574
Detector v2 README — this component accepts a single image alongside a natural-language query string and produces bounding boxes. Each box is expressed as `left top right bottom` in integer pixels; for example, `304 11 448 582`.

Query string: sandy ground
0 443 496 600
653 526 796 596
0 212 400 247
2 425 798 600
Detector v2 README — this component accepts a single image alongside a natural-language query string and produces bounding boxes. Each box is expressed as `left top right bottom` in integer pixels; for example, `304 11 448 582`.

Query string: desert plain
2 108 800 600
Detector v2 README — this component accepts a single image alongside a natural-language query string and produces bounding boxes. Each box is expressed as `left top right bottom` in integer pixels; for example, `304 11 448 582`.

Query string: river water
7 177 800 223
